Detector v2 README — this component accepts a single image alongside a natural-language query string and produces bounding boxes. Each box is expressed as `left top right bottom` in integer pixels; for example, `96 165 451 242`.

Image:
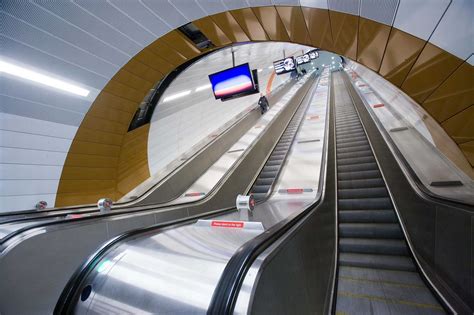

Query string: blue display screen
208 63 255 99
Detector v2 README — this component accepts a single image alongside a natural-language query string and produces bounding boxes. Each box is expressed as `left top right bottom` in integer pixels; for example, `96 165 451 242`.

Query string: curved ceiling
1 0 473 208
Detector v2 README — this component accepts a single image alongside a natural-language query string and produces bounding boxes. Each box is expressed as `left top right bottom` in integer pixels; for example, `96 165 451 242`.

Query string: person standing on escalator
258 93 269 115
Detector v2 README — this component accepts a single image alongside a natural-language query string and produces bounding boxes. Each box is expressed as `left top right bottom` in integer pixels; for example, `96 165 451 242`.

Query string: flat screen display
273 57 296 75
208 63 255 100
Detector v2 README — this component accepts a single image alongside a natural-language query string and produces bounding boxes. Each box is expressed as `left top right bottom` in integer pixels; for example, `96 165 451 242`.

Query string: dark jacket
258 96 269 109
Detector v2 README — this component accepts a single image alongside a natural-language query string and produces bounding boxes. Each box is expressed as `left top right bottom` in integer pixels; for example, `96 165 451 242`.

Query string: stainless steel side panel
0 78 315 315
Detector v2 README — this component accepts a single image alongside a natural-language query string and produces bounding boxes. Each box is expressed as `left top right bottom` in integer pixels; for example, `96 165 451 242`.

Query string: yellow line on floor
340 276 425 288
338 291 444 311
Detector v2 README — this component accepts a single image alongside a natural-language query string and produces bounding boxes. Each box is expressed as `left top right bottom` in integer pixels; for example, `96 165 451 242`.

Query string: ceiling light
0 60 90 97
162 90 191 103
257 69 263 72
268 66 273 69
195 84 211 92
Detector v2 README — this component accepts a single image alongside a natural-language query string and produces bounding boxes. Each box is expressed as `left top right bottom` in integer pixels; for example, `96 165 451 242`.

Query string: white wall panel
246 0 273 7
0 195 57 213
35 1 140 57
0 180 58 196
429 0 474 60
141 0 189 29
221 0 249 10
360 0 399 26
394 0 450 41
1 147 68 166
328 0 359 15
147 42 312 180
0 113 77 138
1 12 118 78
0 130 72 152
272 0 300 6
300 0 328 9
106 0 172 39
0 113 76 212
195 0 229 15
0 164 63 180
73 0 157 48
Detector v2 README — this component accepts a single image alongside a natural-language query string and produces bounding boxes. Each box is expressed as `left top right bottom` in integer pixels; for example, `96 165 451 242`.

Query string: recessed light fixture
0 60 90 97
257 69 263 72
162 90 191 103
268 66 273 69
195 84 211 92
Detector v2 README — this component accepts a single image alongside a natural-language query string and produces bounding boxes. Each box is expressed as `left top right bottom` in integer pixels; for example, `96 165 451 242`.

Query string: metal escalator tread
333 72 445 314
339 252 415 272
339 238 409 255
249 85 314 201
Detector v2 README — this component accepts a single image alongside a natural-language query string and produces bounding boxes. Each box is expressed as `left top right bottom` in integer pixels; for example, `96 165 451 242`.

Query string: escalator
54 73 327 314
249 81 316 201
333 72 445 313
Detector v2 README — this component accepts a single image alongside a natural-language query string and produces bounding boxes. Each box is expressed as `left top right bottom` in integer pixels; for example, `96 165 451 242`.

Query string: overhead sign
295 54 311 65
273 57 296 75
308 50 319 59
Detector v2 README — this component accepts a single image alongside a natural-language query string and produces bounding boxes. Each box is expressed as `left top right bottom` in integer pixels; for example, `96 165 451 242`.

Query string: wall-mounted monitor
308 50 319 59
208 63 258 101
273 57 296 75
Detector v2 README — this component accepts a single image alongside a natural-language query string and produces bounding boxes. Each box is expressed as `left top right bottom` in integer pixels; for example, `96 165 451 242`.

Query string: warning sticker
211 221 245 228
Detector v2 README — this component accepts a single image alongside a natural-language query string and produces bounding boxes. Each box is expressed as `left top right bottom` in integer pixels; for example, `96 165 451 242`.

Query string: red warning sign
211 221 245 228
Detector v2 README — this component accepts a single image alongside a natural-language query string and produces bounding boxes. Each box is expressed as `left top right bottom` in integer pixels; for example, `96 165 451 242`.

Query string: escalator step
339 253 415 271
338 178 385 189
337 156 375 166
337 140 369 149
260 171 278 178
252 185 271 193
336 136 368 145
338 170 381 181
266 160 281 166
337 150 373 160
336 127 364 134
337 145 371 154
337 117 360 123
263 165 279 172
340 238 408 255
339 210 397 223
339 223 403 239
256 178 273 186
251 193 267 201
338 187 388 199
337 122 362 129
338 162 378 173
339 197 392 210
